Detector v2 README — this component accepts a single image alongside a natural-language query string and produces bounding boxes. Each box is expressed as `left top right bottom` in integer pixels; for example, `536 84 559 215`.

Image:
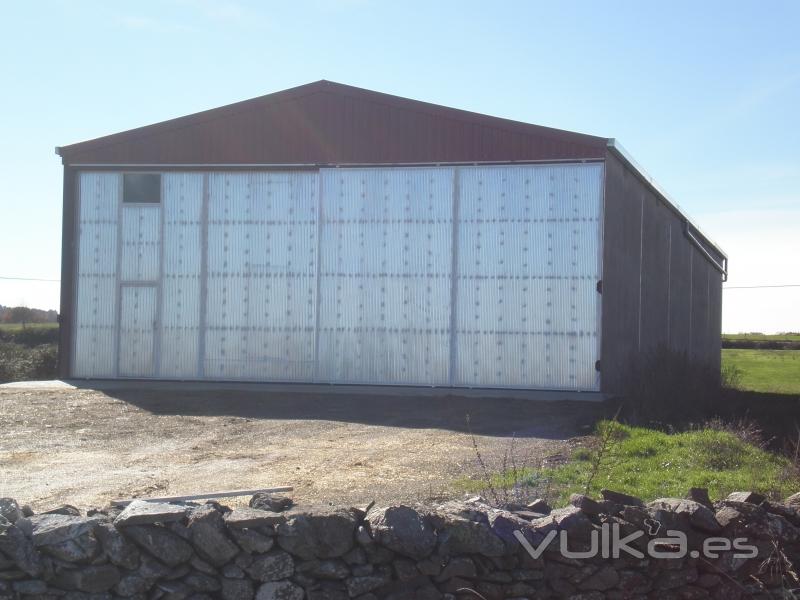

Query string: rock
276 508 357 559
115 573 149 596
298 559 350 580
186 505 240 566
222 563 244 578
229 527 275 554
435 557 476 582
785 492 800 508
254 580 304 600
687 488 713 508
95 523 140 569
578 565 619 591
726 492 765 505
11 579 48 595
366 506 436 560
511 510 547 521
40 534 99 563
351 564 374 576
392 558 418 581
183 570 221 592
416 557 442 577
344 573 390 597
154 580 192 598
137 552 174 582
343 547 367 566
569 494 603 516
600 489 645 507
648 498 722 534
435 515 505 557
244 550 294 582
526 499 551 514
124 525 194 566
222 578 255 600
29 514 99 547
616 569 651 595
486 510 532 546
114 501 188 527
550 506 594 538
0 524 43 576
225 508 285 529
190 555 217 575
250 494 293 513
0 499 21 524
40 505 82 517
655 567 698 589
57 565 121 593
307 582 349 600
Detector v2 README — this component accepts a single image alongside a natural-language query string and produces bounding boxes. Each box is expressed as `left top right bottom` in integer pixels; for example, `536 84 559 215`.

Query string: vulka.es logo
514 522 758 560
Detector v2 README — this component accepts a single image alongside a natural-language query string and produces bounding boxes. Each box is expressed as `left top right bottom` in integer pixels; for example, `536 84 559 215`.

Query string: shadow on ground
70 382 609 438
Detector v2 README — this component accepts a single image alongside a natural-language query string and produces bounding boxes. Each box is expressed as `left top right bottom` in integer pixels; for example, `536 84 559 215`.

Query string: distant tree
8 306 34 327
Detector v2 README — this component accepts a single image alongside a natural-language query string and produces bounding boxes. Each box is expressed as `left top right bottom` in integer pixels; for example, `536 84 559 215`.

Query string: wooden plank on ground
112 486 293 506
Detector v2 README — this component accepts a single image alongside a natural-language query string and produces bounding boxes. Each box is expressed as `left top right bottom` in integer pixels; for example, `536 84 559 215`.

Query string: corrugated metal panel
118 285 157 377
159 173 203 377
601 151 724 393
72 164 604 389
454 164 602 390
317 167 454 385
58 81 607 166
120 205 161 281
205 172 318 380
73 172 119 377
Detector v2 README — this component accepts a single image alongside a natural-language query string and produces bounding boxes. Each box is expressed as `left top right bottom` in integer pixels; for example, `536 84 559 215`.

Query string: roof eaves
606 139 727 262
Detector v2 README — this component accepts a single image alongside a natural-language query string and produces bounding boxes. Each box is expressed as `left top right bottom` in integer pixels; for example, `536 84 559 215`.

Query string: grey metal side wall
600 152 722 393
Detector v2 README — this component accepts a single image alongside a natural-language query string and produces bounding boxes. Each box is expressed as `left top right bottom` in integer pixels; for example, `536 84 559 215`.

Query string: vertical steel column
58 167 78 378
154 180 165 376
447 168 461 386
197 173 210 378
113 176 124 376
313 171 324 382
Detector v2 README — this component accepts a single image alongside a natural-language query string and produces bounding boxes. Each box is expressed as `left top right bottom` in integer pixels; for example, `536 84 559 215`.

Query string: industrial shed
56 80 726 393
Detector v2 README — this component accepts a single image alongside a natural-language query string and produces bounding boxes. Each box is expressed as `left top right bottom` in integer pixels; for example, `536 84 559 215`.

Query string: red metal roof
57 80 608 165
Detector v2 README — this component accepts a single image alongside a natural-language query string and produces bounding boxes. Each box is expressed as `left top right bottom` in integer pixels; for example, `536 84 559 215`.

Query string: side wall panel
73 173 120 377
159 173 204 377
601 152 723 393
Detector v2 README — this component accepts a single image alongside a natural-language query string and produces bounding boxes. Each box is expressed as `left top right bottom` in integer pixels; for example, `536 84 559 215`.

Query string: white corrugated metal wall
72 163 603 390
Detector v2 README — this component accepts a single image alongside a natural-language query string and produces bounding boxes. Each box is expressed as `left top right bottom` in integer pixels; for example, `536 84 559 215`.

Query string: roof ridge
58 81 606 159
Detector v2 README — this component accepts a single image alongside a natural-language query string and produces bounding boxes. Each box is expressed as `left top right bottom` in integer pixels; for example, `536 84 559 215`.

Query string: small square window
123 173 161 203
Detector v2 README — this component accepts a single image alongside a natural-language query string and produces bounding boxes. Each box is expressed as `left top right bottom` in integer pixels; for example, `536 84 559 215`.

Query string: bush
0 325 59 347
620 345 727 426
0 342 58 382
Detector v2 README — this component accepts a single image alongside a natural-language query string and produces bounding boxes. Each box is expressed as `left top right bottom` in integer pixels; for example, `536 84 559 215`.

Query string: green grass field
0 322 58 332
458 421 800 504
722 348 800 395
723 332 800 342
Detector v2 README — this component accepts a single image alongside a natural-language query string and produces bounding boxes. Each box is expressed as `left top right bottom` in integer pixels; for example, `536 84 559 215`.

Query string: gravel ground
0 385 601 511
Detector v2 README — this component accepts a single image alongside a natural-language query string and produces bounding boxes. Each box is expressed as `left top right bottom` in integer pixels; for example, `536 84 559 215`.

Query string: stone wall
1 490 799 600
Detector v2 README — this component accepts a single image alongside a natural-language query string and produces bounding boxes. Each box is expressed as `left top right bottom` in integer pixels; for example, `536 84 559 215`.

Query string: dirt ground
0 384 602 511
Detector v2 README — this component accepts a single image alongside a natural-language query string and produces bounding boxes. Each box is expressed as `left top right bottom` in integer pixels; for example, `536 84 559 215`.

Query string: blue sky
0 0 798 332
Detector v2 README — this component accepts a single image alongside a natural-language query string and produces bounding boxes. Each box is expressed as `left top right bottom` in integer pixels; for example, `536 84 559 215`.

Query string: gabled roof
57 80 608 165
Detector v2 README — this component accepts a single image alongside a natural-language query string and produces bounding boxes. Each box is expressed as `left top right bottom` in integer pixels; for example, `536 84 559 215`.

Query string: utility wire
723 284 800 289
0 276 60 282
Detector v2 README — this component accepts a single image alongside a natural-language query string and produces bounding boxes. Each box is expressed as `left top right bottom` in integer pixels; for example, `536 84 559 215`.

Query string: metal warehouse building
56 80 726 393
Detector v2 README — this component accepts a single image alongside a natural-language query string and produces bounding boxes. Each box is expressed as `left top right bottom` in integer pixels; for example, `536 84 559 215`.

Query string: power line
723 284 800 290
0 276 60 282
